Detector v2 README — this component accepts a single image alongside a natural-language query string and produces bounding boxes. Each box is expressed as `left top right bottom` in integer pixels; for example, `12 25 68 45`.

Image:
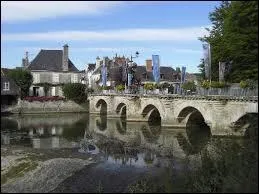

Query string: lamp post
125 51 139 93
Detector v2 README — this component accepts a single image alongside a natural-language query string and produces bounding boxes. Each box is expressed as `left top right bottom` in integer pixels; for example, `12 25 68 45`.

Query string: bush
116 84 125 91
201 80 210 89
144 83 155 90
210 81 227 88
200 80 228 89
240 79 256 89
181 81 196 91
62 83 87 104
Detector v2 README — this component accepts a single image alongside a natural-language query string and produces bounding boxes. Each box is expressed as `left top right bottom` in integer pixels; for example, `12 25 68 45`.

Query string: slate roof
109 65 176 83
27 50 79 72
87 63 96 71
135 66 175 82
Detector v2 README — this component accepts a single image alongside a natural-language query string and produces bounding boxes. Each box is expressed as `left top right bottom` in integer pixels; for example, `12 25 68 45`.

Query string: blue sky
1 1 220 73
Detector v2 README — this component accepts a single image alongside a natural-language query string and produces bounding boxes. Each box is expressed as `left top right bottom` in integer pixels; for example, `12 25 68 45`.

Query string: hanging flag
181 66 186 83
152 55 160 83
202 43 211 80
128 73 133 86
219 61 226 82
122 61 127 82
102 57 107 86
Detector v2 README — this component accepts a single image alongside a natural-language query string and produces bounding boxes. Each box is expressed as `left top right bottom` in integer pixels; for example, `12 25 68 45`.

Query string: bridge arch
96 99 107 115
142 104 161 124
231 113 258 137
116 103 127 118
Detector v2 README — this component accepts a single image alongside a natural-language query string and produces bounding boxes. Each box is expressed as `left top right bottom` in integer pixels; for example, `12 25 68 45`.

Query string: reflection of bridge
88 94 258 136
89 116 207 159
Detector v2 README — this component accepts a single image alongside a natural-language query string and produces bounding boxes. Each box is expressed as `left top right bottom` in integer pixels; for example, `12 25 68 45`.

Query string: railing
90 87 258 97
89 89 258 102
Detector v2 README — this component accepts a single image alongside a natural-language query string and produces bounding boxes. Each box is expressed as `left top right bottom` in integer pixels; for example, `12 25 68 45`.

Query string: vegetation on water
1 161 38 185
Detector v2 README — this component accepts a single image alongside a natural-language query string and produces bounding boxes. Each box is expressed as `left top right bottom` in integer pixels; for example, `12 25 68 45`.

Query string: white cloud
1 1 123 22
2 26 209 42
172 48 202 54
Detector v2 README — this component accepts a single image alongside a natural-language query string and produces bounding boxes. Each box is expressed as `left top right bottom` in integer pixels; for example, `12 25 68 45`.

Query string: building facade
25 44 84 96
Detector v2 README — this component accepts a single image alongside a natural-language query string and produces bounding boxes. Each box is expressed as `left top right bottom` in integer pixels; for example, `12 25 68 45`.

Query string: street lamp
125 51 139 92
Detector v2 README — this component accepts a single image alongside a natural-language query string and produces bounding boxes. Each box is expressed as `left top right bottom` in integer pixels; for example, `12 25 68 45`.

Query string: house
1 68 20 106
85 55 131 88
24 44 84 96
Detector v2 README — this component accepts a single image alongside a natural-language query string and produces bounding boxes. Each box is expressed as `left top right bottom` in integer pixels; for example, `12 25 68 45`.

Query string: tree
62 83 87 104
7 69 33 99
199 1 258 82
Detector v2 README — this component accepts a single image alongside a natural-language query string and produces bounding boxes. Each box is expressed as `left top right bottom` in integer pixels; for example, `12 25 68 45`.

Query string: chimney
146 59 152 72
63 44 69 71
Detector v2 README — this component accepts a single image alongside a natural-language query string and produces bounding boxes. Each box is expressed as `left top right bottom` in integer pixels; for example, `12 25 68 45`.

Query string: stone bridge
88 94 258 136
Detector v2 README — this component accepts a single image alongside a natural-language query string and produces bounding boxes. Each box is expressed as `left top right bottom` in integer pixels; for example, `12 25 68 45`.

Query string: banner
181 66 186 83
219 61 226 82
122 61 127 82
128 73 133 86
102 57 107 86
152 55 160 83
202 44 210 80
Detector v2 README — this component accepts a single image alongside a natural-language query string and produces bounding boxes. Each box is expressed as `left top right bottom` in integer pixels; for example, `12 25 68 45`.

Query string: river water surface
1 113 258 193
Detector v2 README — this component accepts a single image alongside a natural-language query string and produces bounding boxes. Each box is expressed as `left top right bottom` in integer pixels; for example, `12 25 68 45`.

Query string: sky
1 1 220 73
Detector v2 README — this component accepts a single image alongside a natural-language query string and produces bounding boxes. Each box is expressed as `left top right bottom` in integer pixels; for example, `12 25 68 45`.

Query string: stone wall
7 99 88 114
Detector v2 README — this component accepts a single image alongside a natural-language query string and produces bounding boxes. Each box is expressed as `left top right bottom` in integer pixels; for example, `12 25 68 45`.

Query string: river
1 113 258 193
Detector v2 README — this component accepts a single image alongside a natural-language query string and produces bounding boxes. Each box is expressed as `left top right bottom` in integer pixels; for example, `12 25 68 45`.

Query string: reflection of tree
96 115 107 131
1 118 18 131
62 115 89 140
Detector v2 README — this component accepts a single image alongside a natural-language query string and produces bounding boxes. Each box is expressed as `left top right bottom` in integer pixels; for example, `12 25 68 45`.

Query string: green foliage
7 69 33 99
199 1 258 82
115 84 125 91
240 79 256 89
210 81 227 88
200 80 228 89
99 85 112 90
181 81 196 91
62 83 87 104
197 59 206 80
144 83 155 90
201 80 211 89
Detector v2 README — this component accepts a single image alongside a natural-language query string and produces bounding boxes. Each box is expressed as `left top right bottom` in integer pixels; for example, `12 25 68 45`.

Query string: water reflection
1 114 88 149
1 113 257 192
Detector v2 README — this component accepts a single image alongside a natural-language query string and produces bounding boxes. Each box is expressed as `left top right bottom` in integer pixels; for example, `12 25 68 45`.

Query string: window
160 74 165 79
71 74 78 83
53 73 59 83
33 73 40 83
3 82 10 91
